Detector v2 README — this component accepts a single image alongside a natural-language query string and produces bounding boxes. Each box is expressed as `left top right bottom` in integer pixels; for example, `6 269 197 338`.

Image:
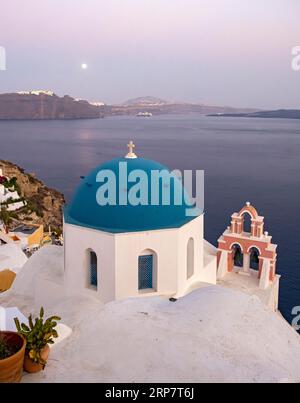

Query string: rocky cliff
0 93 101 120
0 160 65 231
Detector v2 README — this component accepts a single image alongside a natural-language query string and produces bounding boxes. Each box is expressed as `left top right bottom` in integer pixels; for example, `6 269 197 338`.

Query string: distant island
207 109 300 120
0 92 259 120
108 96 258 117
2 92 299 121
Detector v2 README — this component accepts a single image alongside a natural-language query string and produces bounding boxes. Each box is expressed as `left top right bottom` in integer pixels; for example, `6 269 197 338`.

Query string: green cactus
14 307 61 368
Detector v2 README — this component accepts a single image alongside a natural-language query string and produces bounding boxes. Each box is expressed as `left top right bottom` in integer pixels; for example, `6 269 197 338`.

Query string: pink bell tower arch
217 202 278 290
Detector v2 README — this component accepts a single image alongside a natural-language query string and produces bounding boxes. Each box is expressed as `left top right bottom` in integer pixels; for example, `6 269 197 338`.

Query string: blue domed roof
64 157 201 233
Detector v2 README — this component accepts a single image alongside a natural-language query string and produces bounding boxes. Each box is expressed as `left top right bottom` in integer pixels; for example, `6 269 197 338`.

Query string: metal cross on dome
125 140 137 159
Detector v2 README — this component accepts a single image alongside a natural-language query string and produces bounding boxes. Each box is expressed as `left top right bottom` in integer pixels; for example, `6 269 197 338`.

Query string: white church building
63 142 217 303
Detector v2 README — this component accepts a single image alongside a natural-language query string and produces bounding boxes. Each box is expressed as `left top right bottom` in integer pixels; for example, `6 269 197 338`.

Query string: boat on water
136 112 153 117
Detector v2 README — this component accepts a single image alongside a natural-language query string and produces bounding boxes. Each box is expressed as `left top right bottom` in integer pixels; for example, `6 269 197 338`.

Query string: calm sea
0 115 299 326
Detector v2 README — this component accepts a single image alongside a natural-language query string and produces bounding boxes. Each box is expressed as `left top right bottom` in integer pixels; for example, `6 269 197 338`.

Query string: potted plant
14 307 61 373
0 331 26 383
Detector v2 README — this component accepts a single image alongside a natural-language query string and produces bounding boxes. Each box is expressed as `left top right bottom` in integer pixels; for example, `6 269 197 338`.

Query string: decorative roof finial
125 140 137 159
246 201 251 207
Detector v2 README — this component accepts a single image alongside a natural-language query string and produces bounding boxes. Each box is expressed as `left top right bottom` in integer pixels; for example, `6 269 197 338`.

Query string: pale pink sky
0 0 299 108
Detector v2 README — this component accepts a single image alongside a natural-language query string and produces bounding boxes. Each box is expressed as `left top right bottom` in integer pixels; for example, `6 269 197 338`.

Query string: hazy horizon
1 0 300 109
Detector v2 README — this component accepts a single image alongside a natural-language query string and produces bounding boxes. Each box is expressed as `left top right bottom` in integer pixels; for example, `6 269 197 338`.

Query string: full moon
81 63 88 70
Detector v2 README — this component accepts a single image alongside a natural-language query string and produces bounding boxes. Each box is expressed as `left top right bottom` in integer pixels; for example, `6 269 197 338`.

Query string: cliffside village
0 168 63 292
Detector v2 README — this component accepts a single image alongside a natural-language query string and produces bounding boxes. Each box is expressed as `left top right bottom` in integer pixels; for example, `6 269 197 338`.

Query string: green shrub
0 338 11 360
0 336 20 360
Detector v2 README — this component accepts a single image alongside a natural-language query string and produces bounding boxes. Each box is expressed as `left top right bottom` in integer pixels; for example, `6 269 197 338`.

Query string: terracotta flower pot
0 331 26 383
23 345 50 373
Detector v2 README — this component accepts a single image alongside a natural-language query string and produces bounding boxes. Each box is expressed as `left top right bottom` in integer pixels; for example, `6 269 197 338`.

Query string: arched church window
138 254 153 290
88 250 98 289
138 250 157 291
187 238 194 279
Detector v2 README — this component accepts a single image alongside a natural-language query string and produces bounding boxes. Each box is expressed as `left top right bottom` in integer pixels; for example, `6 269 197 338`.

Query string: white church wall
177 215 205 296
64 216 216 304
115 228 179 299
202 240 217 284
64 223 116 303
202 248 217 284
